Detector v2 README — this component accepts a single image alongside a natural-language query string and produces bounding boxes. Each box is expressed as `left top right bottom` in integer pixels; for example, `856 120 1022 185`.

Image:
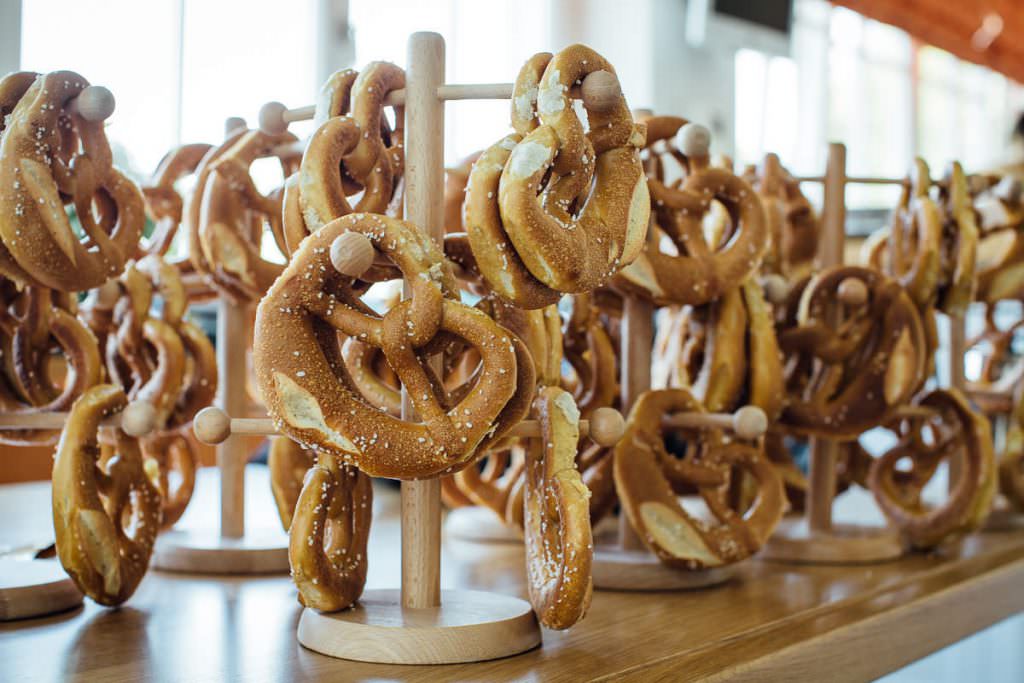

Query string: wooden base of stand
592 545 742 591
443 507 522 544
984 500 1024 531
0 558 82 621
152 528 289 574
761 518 905 565
297 588 540 664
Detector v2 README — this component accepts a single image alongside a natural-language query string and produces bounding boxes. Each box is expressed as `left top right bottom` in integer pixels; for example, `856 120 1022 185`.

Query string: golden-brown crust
268 436 314 530
141 432 197 529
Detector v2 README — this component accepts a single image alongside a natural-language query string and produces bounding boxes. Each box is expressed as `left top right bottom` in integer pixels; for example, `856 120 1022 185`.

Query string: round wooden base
152 528 289 574
0 559 82 621
760 518 905 565
297 589 540 664
984 501 1024 531
443 507 522 544
592 545 741 591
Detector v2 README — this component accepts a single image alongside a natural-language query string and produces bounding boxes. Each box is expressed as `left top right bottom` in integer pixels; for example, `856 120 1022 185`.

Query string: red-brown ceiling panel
831 0 1024 83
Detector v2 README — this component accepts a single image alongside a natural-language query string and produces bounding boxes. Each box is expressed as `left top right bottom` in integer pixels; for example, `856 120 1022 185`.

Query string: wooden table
2 467 1024 682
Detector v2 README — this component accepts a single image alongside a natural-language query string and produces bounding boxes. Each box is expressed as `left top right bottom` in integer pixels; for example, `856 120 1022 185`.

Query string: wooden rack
763 142 967 564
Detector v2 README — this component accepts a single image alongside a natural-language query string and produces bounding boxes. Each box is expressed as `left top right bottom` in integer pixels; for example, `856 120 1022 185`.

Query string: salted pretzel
0 285 103 446
613 388 784 568
562 294 617 417
464 47 648 309
524 386 593 630
294 63 406 248
52 384 161 606
141 432 197 529
743 153 819 280
341 337 402 416
975 222 1024 303
0 71 145 291
288 452 373 612
0 71 44 285
140 143 213 258
868 389 995 549
616 115 766 306
254 213 533 479
198 129 300 302
268 436 315 529
778 267 927 439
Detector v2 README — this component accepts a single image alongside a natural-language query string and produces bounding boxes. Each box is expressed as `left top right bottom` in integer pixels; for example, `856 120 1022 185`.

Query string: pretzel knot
0 71 145 291
524 386 593 630
52 384 162 606
743 153 818 280
777 266 927 439
254 213 533 479
463 46 649 309
615 116 766 306
868 389 995 549
292 63 406 252
288 452 372 612
0 285 102 446
268 436 315 529
613 388 784 568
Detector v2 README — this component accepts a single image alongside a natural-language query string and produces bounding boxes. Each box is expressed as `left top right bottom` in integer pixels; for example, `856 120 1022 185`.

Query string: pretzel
52 384 161 606
268 436 315 530
295 64 406 243
613 388 784 568
524 386 592 630
964 303 1024 414
936 162 979 316
868 389 995 549
1000 381 1024 511
0 286 103 446
0 71 145 291
444 152 480 233
198 129 300 302
141 432 197 529
254 213 530 479
288 452 372 612
453 444 527 524
778 267 927 439
562 294 617 417
341 337 402 416
616 117 766 306
743 153 819 280
139 143 213 259
465 47 649 308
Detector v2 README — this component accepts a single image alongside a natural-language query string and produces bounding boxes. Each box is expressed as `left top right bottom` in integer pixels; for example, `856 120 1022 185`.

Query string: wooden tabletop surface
2 467 1024 683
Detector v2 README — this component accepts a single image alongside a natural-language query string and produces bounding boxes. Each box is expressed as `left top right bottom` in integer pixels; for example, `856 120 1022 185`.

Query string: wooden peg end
760 274 789 305
589 407 625 447
732 405 768 440
677 123 711 159
224 117 247 137
580 70 621 112
71 85 115 121
120 401 157 437
258 101 289 135
330 231 376 278
194 406 231 445
838 278 868 307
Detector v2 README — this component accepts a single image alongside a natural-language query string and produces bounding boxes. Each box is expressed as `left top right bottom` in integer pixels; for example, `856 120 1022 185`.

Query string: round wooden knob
194 406 231 445
580 70 621 112
258 101 289 135
589 407 625 447
224 116 247 137
72 86 116 122
330 231 376 278
732 405 768 440
632 107 654 119
995 176 1022 204
677 123 711 159
92 280 121 308
838 278 868 306
760 274 789 305
121 401 157 437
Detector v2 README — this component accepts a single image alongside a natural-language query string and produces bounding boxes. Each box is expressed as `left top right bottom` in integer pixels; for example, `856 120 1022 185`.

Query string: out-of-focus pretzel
52 384 161 606
743 153 818 280
140 143 213 258
268 436 315 530
198 129 300 302
0 285 102 445
288 452 372 612
616 116 766 305
254 214 532 479
868 389 995 549
1000 381 1024 511
185 127 248 280
293 63 406 249
964 303 1024 414
0 71 43 284
778 267 927 439
614 388 784 568
0 71 145 291
524 386 592 630
936 162 979 316
464 47 649 309
562 294 617 417
444 152 479 233
141 432 197 529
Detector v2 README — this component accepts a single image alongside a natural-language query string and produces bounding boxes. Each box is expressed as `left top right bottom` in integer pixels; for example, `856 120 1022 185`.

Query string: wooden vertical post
217 300 249 538
618 293 653 550
806 142 846 533
400 31 445 610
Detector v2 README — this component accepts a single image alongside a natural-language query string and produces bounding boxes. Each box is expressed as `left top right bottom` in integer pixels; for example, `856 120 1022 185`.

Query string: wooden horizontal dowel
664 405 768 440
0 401 157 437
